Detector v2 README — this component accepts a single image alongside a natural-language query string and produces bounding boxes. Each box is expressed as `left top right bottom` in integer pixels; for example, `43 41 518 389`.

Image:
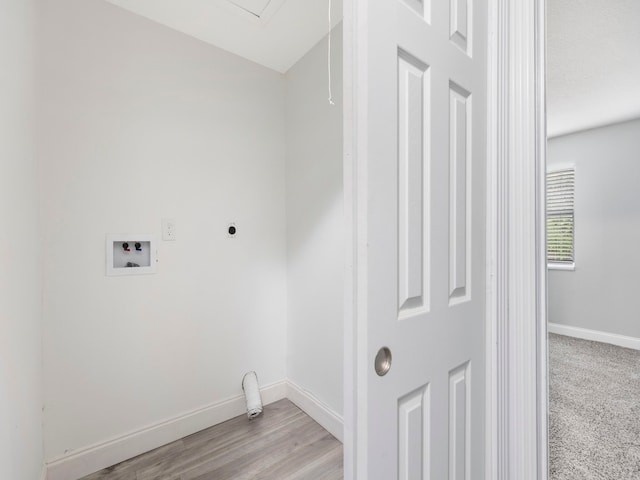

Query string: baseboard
40 464 48 480
286 380 344 443
549 323 640 350
45 380 287 480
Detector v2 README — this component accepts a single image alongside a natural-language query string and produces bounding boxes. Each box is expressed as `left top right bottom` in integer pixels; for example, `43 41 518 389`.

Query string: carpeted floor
549 333 640 479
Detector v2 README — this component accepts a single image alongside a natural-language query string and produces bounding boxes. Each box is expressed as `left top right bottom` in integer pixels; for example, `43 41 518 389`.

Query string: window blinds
547 168 575 265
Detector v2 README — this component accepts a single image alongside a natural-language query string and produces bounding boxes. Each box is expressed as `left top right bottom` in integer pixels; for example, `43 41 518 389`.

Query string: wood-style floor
80 399 343 480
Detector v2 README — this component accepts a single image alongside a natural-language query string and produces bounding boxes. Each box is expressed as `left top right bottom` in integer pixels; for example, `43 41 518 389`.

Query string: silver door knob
374 347 392 376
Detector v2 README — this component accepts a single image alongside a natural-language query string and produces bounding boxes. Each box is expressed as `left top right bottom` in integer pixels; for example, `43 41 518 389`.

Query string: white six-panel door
358 0 488 478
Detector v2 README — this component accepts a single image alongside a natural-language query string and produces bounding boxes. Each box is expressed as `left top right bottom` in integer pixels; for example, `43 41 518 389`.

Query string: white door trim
342 0 366 478
343 0 547 478
486 0 548 478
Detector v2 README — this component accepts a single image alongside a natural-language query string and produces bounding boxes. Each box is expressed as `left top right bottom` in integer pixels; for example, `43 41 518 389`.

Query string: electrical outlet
162 218 176 241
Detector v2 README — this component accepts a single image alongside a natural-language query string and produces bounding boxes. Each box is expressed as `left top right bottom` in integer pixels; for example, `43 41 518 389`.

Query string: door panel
361 0 487 478
398 385 430 479
449 361 470 480
397 49 430 317
449 81 470 303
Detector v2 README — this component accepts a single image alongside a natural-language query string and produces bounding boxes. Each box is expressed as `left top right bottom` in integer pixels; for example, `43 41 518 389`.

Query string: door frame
343 0 547 479
484 0 548 479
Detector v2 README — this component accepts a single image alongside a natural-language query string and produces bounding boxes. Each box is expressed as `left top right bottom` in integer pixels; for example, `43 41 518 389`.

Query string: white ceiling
547 0 640 137
104 0 639 136
104 0 342 73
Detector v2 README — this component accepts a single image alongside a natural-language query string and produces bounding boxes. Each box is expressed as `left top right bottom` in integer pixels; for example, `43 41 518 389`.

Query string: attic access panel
224 0 287 23
227 0 272 18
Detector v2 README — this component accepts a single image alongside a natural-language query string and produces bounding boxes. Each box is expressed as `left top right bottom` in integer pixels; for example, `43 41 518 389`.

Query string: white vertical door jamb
343 0 367 478
535 0 549 475
487 0 548 479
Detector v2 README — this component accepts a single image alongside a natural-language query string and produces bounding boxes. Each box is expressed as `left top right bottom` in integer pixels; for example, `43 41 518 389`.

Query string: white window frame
546 165 575 271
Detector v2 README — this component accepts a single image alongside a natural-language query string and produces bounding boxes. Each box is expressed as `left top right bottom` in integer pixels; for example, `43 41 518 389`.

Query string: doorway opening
545 1 640 477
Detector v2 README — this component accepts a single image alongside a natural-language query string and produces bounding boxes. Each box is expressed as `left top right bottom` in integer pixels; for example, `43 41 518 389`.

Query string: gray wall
285 26 344 416
0 0 44 478
548 118 640 338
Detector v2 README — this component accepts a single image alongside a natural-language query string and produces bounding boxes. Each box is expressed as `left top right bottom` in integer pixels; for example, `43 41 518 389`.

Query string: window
547 167 575 269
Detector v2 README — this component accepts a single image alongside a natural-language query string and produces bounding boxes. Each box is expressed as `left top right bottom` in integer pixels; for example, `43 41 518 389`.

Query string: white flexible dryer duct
242 371 263 419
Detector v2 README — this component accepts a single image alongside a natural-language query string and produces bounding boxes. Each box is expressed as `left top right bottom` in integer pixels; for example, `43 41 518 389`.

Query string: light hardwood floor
80 399 343 480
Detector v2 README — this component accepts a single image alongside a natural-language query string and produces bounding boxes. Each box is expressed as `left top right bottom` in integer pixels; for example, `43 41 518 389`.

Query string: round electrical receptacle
227 224 237 237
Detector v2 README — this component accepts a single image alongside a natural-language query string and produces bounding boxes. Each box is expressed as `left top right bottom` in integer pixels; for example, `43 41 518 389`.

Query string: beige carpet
549 333 640 479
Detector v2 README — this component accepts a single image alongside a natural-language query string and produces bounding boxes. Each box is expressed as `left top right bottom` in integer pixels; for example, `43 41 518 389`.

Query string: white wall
0 0 44 478
285 27 344 416
39 0 287 462
548 119 640 338
547 0 640 137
